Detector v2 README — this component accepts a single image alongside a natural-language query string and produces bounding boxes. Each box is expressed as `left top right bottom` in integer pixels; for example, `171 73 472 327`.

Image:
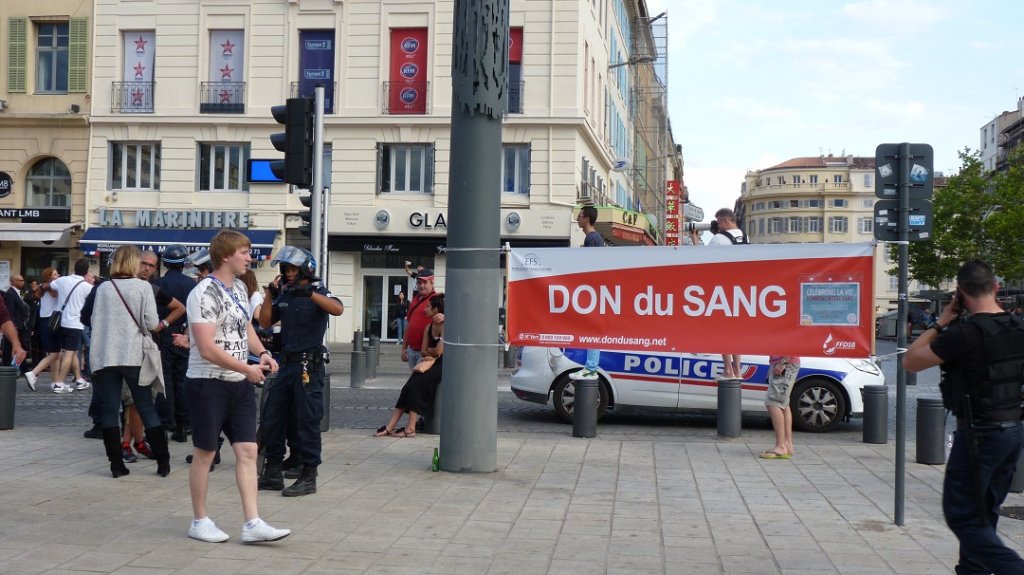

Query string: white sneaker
568 368 599 381
241 518 291 543
52 382 74 394
25 372 36 391
188 518 229 543
75 379 91 390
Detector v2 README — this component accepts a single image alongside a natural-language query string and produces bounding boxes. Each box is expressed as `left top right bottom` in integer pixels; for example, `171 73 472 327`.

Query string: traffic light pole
894 142 911 526
311 86 325 275
440 0 508 472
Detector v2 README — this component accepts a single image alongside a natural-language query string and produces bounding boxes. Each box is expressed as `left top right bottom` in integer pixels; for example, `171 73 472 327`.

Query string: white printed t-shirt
186 276 250 382
51 274 93 330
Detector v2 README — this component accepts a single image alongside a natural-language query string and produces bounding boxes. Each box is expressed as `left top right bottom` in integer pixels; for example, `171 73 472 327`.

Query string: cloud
842 0 950 29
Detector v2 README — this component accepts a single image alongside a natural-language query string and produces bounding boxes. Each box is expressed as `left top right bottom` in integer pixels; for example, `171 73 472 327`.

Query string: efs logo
822 333 856 356
523 253 540 266
401 38 420 53
400 88 419 104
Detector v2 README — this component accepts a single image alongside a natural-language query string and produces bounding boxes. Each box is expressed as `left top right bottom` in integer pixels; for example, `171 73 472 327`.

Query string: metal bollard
862 386 888 444
916 398 945 464
907 370 917 386
369 336 381 366
1010 450 1024 493
0 366 17 430
353 330 364 352
424 385 442 435
350 350 366 388
503 345 516 369
366 343 378 379
320 368 331 432
572 380 598 438
717 379 742 438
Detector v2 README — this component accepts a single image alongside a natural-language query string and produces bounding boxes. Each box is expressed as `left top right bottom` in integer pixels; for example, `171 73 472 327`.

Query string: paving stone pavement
3 425 1024 574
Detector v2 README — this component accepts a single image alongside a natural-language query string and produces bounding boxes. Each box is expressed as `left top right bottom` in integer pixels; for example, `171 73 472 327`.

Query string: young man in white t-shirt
48 259 94 393
184 230 290 544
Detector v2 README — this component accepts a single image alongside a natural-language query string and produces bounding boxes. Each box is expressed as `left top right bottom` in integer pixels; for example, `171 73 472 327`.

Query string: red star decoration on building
220 38 235 56
218 89 233 103
134 35 148 53
133 62 146 79
131 89 145 105
219 64 234 80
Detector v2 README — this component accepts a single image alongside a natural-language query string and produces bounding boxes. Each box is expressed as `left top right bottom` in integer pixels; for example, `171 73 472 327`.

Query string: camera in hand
683 221 720 234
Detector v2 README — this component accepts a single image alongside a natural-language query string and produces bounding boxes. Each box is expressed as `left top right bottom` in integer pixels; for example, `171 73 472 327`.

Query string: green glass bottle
432 447 440 472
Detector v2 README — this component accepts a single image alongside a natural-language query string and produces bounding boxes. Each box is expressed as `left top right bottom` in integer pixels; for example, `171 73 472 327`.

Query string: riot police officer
153 244 198 442
905 260 1024 574
257 247 343 497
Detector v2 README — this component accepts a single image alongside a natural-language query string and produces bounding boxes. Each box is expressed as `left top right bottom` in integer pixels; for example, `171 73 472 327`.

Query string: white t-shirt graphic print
186 277 250 382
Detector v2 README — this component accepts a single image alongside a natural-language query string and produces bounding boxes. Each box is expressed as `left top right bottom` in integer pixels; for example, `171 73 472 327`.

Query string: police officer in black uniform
153 244 198 442
257 247 343 497
906 260 1024 574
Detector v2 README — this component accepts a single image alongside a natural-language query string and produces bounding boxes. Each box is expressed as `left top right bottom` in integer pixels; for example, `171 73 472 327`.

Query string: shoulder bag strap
60 280 86 311
110 280 147 336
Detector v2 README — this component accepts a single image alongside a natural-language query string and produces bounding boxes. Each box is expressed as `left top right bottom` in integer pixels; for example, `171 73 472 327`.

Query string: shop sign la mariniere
97 208 251 229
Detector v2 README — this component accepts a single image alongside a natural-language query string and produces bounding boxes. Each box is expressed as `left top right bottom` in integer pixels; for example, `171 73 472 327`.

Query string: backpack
716 230 749 245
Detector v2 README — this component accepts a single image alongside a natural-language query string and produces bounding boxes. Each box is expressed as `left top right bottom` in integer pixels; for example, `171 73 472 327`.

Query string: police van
511 347 885 432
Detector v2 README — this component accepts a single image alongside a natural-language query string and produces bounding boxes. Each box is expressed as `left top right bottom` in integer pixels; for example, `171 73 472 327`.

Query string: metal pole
895 142 911 526
717 379 742 438
440 0 508 472
311 86 325 271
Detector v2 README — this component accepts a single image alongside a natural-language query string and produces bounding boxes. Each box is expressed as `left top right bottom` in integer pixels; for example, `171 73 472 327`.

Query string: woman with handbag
89 245 170 478
375 293 444 438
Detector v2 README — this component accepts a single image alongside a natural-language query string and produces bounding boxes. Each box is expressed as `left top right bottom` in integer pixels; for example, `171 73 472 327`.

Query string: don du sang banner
507 244 875 358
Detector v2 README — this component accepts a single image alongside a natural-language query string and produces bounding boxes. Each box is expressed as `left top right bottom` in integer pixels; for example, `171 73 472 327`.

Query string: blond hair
209 229 251 270
110 245 142 278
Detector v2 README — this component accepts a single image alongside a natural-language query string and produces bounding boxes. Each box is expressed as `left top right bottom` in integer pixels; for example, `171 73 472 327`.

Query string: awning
79 228 279 260
0 223 76 242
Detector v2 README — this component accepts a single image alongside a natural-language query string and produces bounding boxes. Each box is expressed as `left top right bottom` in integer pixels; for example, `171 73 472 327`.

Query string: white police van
511 347 884 432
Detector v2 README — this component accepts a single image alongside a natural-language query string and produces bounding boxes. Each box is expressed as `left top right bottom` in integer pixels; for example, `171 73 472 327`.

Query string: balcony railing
111 81 154 113
200 81 246 114
506 81 524 114
383 81 430 115
289 82 337 114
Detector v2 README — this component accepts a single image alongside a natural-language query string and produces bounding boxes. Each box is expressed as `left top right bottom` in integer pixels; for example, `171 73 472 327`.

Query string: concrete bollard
572 380 598 438
907 370 917 386
916 398 945 464
353 330 364 352
1010 450 1024 493
862 386 888 444
320 368 331 432
716 379 742 438
366 343 378 379
369 335 381 366
350 350 366 388
0 366 17 430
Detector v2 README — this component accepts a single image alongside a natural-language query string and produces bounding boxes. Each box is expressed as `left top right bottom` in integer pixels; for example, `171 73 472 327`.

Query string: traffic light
298 193 313 237
270 98 314 187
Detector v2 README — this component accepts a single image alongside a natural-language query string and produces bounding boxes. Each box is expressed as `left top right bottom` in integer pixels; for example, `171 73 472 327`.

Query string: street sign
873 198 933 242
875 143 934 200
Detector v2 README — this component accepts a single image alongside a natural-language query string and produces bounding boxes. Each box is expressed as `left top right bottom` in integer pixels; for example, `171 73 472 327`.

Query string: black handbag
49 280 86 333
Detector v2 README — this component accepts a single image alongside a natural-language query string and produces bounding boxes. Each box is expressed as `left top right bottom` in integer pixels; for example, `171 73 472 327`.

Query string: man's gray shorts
765 364 799 409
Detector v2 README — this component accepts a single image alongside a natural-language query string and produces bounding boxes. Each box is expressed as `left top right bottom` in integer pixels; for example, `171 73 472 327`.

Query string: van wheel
791 378 846 433
552 375 609 424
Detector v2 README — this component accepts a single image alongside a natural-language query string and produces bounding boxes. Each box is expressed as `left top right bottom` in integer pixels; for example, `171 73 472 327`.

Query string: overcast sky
644 0 1024 218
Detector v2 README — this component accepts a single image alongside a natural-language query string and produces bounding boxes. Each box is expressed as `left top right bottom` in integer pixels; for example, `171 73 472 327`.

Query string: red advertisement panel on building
389 28 428 114
509 27 523 63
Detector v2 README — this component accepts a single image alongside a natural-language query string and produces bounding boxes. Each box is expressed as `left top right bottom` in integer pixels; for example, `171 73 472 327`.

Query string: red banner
665 180 681 245
508 244 875 358
509 27 523 63
389 28 428 114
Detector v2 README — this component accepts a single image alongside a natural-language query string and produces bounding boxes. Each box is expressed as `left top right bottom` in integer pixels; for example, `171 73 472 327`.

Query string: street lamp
608 55 655 70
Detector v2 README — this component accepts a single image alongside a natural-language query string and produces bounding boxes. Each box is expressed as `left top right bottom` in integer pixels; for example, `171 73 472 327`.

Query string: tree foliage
892 147 1024 286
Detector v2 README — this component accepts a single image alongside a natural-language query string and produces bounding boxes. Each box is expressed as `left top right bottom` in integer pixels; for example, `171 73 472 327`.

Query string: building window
787 217 802 233
806 217 822 233
758 218 765 235
502 145 530 195
37 23 70 93
776 176 785 185
808 199 821 208
863 173 873 188
769 200 783 209
863 199 874 208
889 275 899 290
831 199 847 208
768 217 784 234
378 144 434 194
198 143 249 192
792 175 801 184
754 202 765 211
789 199 799 208
858 217 873 234
833 174 843 183
829 216 848 233
810 174 818 184
111 143 161 191
26 157 72 207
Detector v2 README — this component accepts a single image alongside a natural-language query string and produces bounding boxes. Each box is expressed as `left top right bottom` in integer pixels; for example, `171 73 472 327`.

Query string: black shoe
283 454 302 479
145 426 171 477
102 428 130 478
84 425 102 440
282 466 317 497
258 464 284 491
170 423 188 443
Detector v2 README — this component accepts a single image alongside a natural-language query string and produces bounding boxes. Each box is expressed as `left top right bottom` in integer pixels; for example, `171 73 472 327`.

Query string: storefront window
26 157 72 207
21 248 70 282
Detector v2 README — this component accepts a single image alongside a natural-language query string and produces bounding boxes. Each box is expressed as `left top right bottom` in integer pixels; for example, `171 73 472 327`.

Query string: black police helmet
161 244 189 268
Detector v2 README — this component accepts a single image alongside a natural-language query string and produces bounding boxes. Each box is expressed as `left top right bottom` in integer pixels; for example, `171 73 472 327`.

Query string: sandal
759 450 791 460
374 425 394 437
394 428 416 438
